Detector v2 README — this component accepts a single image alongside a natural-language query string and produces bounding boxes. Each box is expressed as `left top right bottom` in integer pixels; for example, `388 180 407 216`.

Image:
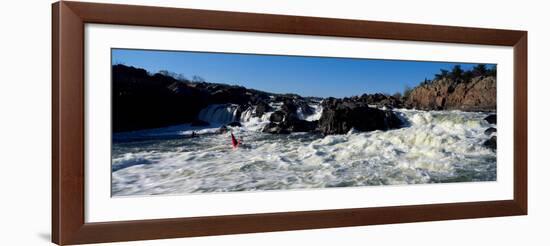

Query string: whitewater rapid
112 108 496 196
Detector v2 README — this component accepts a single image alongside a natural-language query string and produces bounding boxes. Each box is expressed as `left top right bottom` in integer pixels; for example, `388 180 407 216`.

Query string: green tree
451 65 464 81
435 69 450 80
420 77 430 85
488 66 497 77
472 64 488 77
463 70 473 82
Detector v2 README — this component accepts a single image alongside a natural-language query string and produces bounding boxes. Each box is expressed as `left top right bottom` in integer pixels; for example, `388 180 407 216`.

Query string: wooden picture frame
52 1 527 245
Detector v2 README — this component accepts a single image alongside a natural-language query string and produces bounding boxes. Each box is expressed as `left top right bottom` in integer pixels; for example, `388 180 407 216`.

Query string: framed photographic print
52 1 527 245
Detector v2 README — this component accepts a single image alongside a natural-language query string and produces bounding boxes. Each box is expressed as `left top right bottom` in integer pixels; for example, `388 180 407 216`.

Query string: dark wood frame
52 1 528 245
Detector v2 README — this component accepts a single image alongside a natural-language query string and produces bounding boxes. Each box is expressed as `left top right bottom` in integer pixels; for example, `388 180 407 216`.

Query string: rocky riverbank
113 64 404 134
113 64 496 141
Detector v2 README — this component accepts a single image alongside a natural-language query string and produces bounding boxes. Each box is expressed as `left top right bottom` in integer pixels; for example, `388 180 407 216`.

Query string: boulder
483 136 497 151
283 118 318 132
225 121 242 127
318 99 402 135
281 100 298 116
484 127 497 135
262 120 317 134
262 122 291 134
262 100 319 134
254 101 272 117
269 111 285 123
295 100 314 115
484 114 497 124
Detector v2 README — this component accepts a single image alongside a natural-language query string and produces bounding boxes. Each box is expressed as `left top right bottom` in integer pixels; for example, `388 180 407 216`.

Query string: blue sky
112 48 494 98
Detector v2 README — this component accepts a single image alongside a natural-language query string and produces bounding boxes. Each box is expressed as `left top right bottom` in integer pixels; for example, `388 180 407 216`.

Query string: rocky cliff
405 76 496 111
112 64 403 134
113 64 274 132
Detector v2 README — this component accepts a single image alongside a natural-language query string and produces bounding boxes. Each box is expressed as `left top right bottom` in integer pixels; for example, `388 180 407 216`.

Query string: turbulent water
112 106 496 196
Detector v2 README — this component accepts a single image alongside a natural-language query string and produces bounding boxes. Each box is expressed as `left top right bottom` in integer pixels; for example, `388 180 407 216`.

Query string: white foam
198 104 240 124
297 104 323 121
112 109 497 196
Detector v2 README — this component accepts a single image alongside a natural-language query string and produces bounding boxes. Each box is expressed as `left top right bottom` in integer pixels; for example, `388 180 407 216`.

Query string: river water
112 106 496 196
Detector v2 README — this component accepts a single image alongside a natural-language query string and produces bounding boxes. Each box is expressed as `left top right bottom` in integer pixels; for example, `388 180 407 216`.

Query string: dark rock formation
113 64 210 132
484 127 497 136
190 119 210 127
262 123 291 134
225 121 242 127
269 101 299 123
113 64 324 133
405 76 496 111
115 64 495 135
269 111 285 123
483 136 497 151
281 100 297 113
262 101 319 134
253 101 271 117
318 98 402 135
262 119 317 134
358 93 403 109
295 100 314 115
484 114 497 124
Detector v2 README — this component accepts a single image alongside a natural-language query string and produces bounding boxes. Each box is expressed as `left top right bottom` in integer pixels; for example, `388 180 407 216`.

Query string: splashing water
112 109 496 196
197 104 240 124
297 104 323 121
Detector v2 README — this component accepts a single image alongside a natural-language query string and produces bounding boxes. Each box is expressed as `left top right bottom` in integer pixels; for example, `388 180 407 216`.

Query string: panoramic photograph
111 49 497 197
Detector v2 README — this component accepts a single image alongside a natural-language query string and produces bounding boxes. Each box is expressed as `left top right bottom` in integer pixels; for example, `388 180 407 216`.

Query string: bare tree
403 85 413 99
192 75 205 83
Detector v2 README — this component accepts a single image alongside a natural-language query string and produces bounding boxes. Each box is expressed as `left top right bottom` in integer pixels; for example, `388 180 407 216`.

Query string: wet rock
269 111 285 123
283 118 318 132
318 99 402 135
253 101 271 117
281 100 298 117
262 115 318 134
262 122 290 134
483 136 497 151
484 127 497 135
484 114 497 124
295 100 314 115
226 121 242 127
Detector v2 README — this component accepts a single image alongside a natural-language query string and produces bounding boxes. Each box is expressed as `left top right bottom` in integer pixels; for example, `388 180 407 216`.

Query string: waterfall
297 104 323 121
197 102 323 126
239 107 255 122
197 104 239 124
305 104 323 121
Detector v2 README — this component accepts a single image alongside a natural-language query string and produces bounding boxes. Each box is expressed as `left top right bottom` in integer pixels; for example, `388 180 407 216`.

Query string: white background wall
0 0 548 245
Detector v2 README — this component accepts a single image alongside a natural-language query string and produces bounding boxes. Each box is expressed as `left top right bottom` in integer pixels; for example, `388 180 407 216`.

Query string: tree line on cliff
403 64 497 111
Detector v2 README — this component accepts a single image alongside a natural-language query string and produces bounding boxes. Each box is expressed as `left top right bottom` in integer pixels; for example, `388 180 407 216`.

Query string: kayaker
231 131 241 149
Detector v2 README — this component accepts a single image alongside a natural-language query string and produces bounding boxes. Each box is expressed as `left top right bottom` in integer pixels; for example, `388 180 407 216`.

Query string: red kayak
231 132 240 149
